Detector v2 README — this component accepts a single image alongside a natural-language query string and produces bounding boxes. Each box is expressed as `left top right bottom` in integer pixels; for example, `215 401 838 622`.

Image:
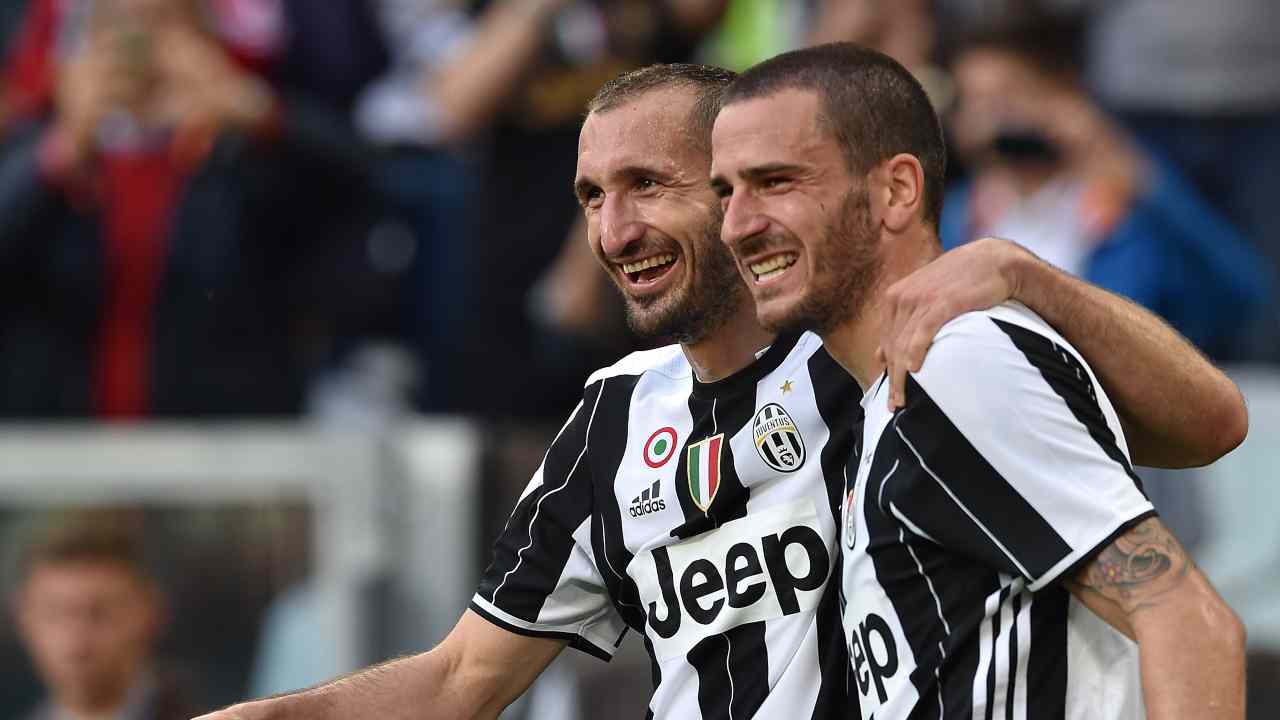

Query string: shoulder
922 301 1070 370
908 301 1124 452
913 301 1093 415
583 343 690 389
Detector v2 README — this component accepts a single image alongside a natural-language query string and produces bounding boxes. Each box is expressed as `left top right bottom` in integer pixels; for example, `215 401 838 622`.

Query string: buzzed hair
588 63 738 152
722 43 947 227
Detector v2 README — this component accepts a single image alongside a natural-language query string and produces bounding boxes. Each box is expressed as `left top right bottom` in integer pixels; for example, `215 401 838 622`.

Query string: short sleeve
470 384 627 660
876 307 1155 591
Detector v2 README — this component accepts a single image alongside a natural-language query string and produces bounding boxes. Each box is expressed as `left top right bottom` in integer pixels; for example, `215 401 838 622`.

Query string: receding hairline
586 63 737 155
587 82 700 120
587 63 736 112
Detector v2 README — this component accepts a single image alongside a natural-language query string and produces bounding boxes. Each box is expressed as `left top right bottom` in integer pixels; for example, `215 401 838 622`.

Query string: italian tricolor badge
687 433 725 512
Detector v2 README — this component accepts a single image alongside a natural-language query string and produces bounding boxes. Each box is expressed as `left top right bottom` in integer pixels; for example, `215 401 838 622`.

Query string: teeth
750 253 797 280
622 254 676 275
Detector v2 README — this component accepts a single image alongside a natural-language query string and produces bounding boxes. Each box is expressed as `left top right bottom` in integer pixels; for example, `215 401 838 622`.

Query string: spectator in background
324 0 479 416
940 17 1273 359
13 513 196 720
422 0 729 419
0 0 368 418
1045 0 1280 361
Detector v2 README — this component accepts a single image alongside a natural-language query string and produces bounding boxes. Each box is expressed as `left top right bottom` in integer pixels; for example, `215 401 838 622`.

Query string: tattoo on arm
1064 517 1192 614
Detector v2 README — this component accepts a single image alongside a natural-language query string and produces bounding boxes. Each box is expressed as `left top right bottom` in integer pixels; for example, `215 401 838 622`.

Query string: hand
877 237 1031 409
153 28 275 135
52 37 151 161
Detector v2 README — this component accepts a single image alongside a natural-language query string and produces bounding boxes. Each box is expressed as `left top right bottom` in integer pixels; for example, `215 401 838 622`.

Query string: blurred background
0 0 1275 717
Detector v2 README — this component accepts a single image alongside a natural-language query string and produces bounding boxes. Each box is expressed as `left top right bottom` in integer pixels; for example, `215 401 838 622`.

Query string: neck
822 233 942 389
681 306 777 383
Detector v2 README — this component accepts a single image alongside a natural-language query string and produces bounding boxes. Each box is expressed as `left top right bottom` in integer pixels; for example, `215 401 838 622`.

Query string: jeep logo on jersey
631 499 832 660
643 427 678 468
686 434 724 512
850 612 899 704
753 404 806 472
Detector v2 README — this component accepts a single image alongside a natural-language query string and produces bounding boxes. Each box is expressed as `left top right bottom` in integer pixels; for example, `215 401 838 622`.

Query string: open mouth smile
749 252 798 283
620 253 677 285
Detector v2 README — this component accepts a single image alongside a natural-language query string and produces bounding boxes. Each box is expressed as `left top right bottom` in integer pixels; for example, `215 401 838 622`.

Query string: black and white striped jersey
840 302 1155 719
471 332 860 719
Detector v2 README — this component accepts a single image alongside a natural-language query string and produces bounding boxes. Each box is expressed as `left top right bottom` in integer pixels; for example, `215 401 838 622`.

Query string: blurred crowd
0 0 1274 426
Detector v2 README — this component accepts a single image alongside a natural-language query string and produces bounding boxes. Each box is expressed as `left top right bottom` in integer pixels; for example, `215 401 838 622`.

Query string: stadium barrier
0 419 481 696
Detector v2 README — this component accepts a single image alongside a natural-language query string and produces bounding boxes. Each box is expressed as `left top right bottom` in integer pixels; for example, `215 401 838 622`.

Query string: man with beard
197 62 1245 720
713 44 1245 718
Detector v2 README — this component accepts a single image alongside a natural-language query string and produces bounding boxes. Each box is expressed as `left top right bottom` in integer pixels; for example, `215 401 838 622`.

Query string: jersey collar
691 332 805 400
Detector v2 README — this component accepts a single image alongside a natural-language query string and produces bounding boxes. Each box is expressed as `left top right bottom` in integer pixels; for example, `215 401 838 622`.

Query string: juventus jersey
471 332 860 719
840 302 1154 719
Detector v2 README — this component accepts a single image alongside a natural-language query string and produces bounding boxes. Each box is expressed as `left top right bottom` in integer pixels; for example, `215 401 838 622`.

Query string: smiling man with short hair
713 43 1246 719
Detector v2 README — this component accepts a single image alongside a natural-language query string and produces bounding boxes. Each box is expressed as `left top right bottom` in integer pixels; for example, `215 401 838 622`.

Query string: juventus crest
753 403 807 473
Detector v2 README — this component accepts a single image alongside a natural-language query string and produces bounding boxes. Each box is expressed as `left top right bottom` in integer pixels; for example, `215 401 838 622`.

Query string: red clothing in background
94 143 188 418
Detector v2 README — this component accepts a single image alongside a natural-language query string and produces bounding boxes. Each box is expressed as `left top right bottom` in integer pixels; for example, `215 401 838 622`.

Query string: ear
874 153 926 233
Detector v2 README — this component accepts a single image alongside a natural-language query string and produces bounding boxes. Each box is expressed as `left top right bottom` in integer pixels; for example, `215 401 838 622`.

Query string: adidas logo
629 480 667 518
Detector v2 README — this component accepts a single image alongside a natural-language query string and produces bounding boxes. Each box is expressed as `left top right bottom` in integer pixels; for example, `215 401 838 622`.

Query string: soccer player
198 64 1246 720
712 44 1246 718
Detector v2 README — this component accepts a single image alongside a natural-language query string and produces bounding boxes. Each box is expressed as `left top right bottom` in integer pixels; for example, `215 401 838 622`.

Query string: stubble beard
767 186 882 336
620 213 747 345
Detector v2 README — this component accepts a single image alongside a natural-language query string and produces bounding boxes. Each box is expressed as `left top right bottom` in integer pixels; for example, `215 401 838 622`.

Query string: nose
720 191 769 251
599 193 646 259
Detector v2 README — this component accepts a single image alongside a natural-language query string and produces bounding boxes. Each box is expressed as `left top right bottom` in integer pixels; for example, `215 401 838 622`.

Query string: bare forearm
219 650 491 720
1135 581 1246 720
1067 518 1246 719
429 0 562 143
1010 250 1246 467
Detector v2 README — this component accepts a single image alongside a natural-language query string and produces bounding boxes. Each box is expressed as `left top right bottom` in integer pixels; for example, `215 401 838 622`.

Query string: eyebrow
573 164 678 200
710 162 809 191
739 163 808 181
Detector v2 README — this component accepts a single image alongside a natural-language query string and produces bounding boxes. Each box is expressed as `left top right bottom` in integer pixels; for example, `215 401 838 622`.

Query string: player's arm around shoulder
908 315 1246 717
1063 517 1246 719
193 610 566 720
879 237 1247 467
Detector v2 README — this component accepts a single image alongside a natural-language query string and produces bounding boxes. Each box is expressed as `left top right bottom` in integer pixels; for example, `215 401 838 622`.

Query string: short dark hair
588 63 739 152
722 43 947 227
19 511 150 583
